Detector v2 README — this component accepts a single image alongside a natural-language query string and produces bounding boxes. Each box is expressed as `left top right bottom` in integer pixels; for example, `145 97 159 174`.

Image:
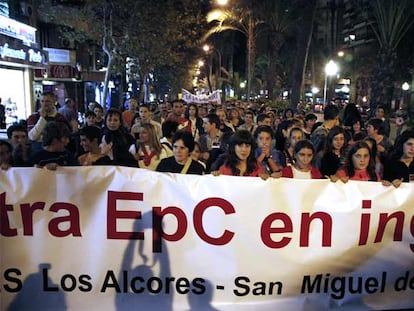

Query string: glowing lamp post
402 82 410 91
216 0 228 6
202 44 222 93
323 60 338 106
312 86 319 107
402 82 410 109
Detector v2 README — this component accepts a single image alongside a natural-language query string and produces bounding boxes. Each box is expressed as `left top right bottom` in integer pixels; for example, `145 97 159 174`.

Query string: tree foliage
363 0 414 112
256 0 298 100
34 0 210 104
204 4 265 99
204 0 317 106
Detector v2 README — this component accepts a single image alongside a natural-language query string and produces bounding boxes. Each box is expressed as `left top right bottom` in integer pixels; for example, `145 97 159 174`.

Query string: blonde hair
140 123 162 157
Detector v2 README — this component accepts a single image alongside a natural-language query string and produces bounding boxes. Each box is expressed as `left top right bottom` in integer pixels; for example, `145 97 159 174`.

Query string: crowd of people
1 91 414 187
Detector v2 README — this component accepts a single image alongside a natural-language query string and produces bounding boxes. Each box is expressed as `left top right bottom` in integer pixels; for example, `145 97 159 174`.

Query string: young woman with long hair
319 126 347 177
215 130 267 178
383 130 414 187
348 118 366 144
363 136 383 178
334 141 380 182
101 108 136 167
228 107 244 129
281 127 304 167
281 140 322 179
130 123 167 170
183 103 204 141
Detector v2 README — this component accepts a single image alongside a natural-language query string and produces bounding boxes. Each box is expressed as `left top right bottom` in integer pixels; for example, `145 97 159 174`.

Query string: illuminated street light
207 9 225 23
217 0 228 5
312 87 320 94
402 82 410 108
202 44 222 93
402 82 410 91
323 60 338 106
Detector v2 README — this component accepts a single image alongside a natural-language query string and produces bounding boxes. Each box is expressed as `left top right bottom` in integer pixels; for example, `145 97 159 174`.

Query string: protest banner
181 89 221 104
1 166 413 310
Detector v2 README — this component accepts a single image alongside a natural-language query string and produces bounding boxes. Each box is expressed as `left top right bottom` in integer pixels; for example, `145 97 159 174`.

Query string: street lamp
311 86 319 106
216 0 228 5
402 82 410 109
203 45 221 73
202 44 222 93
402 82 410 91
323 60 338 106
239 81 246 100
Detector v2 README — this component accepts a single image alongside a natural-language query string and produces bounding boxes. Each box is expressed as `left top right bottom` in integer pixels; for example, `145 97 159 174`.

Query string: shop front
0 15 47 128
33 48 82 112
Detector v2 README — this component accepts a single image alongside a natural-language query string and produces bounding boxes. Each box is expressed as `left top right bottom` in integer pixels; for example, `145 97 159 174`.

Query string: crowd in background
1 92 414 187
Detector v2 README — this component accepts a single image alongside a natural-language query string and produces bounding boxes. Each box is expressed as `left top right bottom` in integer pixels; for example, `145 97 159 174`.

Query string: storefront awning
0 35 47 69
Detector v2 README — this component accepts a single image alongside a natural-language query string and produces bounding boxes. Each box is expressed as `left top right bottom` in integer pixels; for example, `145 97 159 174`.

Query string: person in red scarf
129 123 167 170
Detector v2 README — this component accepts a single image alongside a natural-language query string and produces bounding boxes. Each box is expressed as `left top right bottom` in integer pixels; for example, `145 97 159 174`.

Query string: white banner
1 167 413 311
182 88 221 104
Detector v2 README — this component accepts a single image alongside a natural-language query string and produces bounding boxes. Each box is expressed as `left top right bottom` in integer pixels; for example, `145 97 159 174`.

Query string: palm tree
204 5 264 100
254 54 270 92
257 0 297 100
288 0 318 110
365 0 414 114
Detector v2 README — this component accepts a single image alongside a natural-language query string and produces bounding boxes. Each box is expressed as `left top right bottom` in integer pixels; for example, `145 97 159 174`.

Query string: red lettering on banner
0 192 17 236
358 200 414 250
107 191 144 240
106 192 235 252
152 206 188 253
193 198 235 246
21 202 46 235
411 216 414 252
261 213 292 248
1 192 81 237
48 203 82 237
359 200 371 245
375 212 405 243
4 187 413 254
299 212 332 247
261 212 332 248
